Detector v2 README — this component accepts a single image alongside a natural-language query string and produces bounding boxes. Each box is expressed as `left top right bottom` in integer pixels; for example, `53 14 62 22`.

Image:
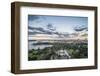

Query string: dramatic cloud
74 25 88 31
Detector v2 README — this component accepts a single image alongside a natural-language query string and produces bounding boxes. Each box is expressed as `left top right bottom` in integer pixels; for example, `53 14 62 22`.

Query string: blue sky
28 15 88 33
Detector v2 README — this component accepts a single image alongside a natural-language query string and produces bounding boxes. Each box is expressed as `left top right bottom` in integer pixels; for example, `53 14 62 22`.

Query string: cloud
74 25 88 31
28 15 40 21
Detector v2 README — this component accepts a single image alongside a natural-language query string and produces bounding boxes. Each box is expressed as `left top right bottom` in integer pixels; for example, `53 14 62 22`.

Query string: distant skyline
28 15 88 33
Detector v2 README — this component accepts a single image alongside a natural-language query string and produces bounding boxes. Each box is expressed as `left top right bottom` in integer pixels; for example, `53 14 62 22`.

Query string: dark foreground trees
28 42 88 61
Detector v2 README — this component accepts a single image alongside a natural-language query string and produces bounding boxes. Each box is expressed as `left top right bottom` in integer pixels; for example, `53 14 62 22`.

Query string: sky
28 15 88 33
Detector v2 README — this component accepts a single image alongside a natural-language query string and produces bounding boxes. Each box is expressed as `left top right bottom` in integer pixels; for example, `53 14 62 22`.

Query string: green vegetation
28 42 88 60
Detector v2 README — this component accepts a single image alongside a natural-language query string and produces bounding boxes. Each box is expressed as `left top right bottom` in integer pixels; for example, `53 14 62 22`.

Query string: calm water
28 41 53 50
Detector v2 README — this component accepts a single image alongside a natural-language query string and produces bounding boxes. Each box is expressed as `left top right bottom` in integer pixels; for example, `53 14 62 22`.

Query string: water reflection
28 41 53 50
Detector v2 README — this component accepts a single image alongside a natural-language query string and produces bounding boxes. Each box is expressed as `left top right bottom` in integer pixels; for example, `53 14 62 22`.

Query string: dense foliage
28 42 88 60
